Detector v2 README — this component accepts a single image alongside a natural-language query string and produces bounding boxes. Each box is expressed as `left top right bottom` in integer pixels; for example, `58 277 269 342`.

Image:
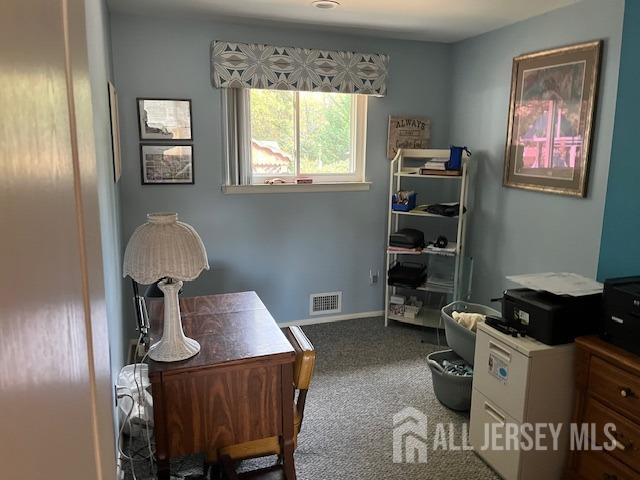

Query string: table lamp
123 212 209 362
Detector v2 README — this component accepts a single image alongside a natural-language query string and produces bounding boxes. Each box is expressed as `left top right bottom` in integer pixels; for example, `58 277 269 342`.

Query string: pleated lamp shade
123 212 209 285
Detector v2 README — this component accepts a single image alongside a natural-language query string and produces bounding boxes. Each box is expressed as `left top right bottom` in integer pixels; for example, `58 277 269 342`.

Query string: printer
602 276 640 356
501 288 602 345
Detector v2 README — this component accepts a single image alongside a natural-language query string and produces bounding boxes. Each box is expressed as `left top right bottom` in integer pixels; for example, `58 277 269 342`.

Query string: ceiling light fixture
312 0 340 9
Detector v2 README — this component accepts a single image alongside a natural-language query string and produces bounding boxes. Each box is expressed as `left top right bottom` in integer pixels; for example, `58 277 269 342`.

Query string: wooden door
0 0 117 479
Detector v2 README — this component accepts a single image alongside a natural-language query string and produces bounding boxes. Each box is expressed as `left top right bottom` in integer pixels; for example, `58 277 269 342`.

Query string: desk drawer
474 329 530 422
583 397 640 473
576 450 637 480
589 356 640 422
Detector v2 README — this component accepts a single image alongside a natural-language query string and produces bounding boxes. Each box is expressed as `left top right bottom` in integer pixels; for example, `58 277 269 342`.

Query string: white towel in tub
452 311 486 332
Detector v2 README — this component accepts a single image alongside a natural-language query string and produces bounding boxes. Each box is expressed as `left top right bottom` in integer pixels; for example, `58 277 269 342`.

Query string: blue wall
449 0 624 304
110 14 453 328
85 0 125 382
110 0 629 331
598 0 640 280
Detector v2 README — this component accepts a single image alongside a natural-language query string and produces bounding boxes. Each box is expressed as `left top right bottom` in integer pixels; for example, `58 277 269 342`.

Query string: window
223 89 367 187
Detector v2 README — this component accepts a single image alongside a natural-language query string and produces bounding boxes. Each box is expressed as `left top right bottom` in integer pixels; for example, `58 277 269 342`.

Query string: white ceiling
107 0 580 43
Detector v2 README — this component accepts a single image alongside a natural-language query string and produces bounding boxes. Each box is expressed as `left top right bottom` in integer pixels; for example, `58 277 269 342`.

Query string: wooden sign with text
387 116 431 159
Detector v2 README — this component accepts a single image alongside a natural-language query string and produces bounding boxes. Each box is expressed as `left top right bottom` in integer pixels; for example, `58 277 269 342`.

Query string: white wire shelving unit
384 148 472 329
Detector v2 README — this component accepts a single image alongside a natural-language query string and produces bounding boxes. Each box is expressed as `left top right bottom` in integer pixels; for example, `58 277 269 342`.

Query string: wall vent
309 291 342 315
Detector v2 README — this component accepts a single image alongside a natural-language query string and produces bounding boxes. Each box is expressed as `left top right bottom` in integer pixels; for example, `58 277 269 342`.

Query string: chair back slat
281 326 316 390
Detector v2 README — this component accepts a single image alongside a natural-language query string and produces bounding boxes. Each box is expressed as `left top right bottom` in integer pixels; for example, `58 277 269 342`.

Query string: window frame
244 89 368 185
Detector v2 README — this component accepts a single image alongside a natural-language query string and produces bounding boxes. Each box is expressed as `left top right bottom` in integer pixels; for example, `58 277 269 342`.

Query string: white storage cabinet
470 322 576 480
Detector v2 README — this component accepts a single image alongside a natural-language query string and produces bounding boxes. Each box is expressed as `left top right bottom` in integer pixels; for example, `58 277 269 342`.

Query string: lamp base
148 335 200 362
148 279 201 362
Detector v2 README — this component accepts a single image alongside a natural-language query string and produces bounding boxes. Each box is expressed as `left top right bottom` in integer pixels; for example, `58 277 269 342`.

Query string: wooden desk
146 292 296 480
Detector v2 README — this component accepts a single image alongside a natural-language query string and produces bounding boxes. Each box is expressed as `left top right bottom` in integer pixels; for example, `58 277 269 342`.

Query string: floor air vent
310 292 342 315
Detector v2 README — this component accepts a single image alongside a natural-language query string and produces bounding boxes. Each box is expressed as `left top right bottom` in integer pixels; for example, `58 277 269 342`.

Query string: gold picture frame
503 41 602 197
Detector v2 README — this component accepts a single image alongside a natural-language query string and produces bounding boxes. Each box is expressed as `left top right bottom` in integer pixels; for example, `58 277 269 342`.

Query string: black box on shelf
388 262 427 288
389 228 424 249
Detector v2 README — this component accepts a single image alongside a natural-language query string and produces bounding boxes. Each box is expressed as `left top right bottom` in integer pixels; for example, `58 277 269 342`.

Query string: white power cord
116 391 138 480
117 333 156 479
133 336 154 474
128 401 139 480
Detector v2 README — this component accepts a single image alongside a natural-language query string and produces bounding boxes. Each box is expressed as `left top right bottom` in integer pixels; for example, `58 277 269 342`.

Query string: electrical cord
132 334 156 464
128 402 138 480
116 391 138 480
134 345 154 474
116 334 156 480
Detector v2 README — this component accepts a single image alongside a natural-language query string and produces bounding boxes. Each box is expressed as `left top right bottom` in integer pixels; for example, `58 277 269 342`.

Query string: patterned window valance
211 41 389 96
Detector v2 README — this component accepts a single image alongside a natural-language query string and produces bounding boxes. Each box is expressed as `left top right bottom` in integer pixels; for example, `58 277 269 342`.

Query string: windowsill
222 182 371 194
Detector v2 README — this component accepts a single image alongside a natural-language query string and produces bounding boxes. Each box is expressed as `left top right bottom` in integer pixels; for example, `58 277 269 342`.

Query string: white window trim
222 89 368 191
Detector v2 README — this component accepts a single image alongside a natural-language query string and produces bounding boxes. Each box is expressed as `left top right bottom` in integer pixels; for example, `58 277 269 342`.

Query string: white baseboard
279 310 383 327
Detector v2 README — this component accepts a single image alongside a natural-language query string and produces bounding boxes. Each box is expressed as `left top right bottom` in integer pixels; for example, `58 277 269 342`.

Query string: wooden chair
216 325 316 464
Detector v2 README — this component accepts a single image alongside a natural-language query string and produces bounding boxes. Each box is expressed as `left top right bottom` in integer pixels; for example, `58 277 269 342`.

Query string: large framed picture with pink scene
503 41 602 197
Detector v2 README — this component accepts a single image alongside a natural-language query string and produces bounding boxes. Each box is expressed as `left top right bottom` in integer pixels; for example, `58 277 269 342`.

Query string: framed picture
137 98 192 140
503 41 602 197
140 144 194 185
107 81 122 182
387 116 431 159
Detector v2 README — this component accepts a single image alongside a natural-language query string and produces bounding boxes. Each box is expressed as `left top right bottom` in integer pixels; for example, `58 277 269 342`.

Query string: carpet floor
124 317 499 480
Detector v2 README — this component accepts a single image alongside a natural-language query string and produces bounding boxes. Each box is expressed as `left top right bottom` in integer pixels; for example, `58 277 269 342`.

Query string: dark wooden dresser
567 336 640 479
146 291 297 480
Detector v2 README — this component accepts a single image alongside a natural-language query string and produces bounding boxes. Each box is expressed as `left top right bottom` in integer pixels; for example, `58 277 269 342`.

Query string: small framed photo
140 144 194 185
137 98 192 140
